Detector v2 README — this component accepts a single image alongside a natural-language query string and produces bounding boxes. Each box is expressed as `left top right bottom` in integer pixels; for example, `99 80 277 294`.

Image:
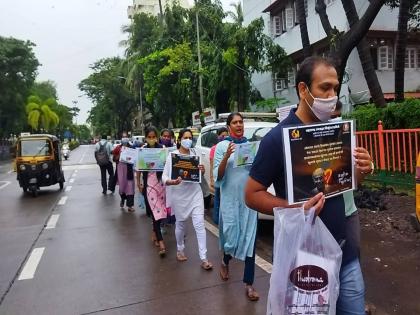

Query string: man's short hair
295 56 337 99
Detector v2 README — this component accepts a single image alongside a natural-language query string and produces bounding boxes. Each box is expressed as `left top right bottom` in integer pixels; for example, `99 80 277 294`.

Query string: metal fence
356 121 420 174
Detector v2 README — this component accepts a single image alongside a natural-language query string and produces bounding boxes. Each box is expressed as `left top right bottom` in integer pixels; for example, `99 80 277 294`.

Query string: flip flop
159 248 166 257
201 260 213 271
176 251 188 262
245 286 259 302
219 264 229 281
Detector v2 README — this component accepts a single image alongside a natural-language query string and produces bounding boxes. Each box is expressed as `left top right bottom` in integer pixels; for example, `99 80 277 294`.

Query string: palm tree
26 95 59 132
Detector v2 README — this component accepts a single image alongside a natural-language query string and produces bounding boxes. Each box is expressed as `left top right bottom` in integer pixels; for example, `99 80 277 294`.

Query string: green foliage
345 99 420 130
255 97 290 113
25 96 60 132
0 36 40 137
68 140 80 150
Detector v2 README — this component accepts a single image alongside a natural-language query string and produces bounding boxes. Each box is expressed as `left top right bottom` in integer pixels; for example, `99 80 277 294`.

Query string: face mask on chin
146 139 157 146
305 87 337 122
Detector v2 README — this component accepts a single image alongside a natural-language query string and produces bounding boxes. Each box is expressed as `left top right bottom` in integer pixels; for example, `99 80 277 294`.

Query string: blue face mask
181 139 192 149
217 136 225 142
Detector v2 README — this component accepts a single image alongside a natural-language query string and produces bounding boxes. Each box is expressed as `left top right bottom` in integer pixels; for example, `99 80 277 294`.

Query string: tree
340 0 386 107
314 0 386 107
26 96 60 132
0 36 39 137
296 0 311 58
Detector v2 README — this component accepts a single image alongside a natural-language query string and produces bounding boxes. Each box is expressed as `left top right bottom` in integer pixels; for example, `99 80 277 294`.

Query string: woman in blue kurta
213 112 259 301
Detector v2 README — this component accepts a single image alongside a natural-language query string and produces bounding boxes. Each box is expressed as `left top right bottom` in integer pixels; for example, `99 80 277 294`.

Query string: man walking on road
95 135 114 195
245 56 374 315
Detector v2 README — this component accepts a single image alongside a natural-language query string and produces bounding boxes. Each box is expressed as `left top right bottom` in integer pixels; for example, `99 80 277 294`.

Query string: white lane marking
45 214 60 229
69 178 75 183
0 181 11 190
204 220 272 274
79 149 88 164
65 186 72 192
7 170 13 174
62 164 97 171
58 196 68 205
71 173 77 178
74 170 78 173
18 247 45 280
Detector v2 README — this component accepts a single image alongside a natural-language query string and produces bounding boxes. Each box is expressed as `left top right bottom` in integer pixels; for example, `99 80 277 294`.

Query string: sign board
203 107 216 124
282 120 355 204
192 111 201 126
276 104 297 122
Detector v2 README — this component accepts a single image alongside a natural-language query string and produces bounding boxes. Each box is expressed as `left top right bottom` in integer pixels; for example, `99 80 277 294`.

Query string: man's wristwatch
361 160 375 175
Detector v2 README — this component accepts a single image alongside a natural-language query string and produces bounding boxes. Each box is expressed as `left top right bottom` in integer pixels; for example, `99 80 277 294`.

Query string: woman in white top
162 128 213 270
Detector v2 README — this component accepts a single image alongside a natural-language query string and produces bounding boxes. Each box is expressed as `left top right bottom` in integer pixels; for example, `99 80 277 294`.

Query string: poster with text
282 120 355 204
233 141 260 167
136 148 168 171
170 153 201 183
119 146 138 165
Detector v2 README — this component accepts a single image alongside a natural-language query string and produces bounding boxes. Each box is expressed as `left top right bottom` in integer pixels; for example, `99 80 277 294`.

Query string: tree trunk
395 0 410 102
158 0 164 24
297 0 311 58
341 0 386 108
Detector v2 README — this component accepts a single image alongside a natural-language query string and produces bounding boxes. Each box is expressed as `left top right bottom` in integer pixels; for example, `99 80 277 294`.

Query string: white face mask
305 87 337 122
181 139 192 149
328 116 342 123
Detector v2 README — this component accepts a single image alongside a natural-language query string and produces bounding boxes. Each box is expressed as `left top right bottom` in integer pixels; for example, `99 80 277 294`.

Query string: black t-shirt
249 108 357 266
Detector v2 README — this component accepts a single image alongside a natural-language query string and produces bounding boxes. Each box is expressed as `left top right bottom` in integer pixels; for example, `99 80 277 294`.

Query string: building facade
244 0 420 112
128 0 192 18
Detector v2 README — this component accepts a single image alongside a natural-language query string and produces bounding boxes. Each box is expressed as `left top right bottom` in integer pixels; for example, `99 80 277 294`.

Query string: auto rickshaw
15 134 65 197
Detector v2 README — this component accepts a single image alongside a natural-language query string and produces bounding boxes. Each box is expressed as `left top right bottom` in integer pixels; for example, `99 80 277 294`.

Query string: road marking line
58 196 68 205
62 164 97 171
204 220 272 274
79 150 88 164
65 186 72 192
45 214 60 229
71 173 77 177
69 178 75 183
7 170 12 174
0 181 11 190
18 247 45 280
74 170 78 173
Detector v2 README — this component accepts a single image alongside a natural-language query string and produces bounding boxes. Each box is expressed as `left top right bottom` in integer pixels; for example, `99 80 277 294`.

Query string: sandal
245 285 259 302
151 234 159 247
127 207 135 212
176 251 188 262
219 263 229 281
159 247 166 257
201 260 213 271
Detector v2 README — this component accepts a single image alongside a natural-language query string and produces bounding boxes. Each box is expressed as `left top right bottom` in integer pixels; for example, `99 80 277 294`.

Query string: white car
195 121 277 220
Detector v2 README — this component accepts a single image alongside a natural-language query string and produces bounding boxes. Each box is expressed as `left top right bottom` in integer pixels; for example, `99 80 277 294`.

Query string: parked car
195 121 277 220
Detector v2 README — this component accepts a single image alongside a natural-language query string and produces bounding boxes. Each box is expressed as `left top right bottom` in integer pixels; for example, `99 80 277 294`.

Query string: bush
68 140 79 150
346 99 420 131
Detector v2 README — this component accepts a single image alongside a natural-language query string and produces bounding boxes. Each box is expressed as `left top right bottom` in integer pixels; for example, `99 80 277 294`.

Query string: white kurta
162 149 204 221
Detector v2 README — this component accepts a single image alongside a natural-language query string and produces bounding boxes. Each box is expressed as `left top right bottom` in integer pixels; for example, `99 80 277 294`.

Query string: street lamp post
138 80 144 136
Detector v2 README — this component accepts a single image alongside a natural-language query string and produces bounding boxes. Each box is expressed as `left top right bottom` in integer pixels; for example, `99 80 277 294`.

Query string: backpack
95 142 110 166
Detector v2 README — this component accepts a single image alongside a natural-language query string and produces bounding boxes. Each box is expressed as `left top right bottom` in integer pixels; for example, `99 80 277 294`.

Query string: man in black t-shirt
245 57 373 315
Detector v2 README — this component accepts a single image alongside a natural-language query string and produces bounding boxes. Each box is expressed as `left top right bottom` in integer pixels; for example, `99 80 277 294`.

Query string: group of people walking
94 112 261 301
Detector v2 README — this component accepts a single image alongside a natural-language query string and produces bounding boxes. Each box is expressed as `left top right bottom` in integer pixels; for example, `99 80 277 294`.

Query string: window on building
285 8 294 29
293 0 308 20
405 47 416 69
273 16 282 36
378 46 393 70
325 0 335 5
288 67 296 87
274 73 287 91
281 9 287 31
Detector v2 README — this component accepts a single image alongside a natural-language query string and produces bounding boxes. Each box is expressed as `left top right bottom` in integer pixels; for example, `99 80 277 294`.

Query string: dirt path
359 193 420 314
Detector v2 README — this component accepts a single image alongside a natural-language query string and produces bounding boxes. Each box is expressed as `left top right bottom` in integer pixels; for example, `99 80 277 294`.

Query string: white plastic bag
267 207 342 315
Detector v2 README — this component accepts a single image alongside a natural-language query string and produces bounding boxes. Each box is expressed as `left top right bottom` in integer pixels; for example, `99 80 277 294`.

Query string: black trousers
120 193 134 207
99 162 114 193
152 215 164 241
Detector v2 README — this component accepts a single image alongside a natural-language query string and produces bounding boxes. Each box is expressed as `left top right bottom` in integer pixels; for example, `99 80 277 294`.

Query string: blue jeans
212 187 220 225
336 258 365 315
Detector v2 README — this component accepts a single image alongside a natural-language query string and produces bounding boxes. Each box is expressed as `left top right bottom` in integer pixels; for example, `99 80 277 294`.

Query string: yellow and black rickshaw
15 134 65 197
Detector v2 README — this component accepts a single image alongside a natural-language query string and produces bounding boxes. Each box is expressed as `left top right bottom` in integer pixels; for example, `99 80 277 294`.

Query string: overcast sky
0 0 235 124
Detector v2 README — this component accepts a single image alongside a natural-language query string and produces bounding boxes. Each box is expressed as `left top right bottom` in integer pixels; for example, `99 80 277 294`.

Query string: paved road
0 145 271 315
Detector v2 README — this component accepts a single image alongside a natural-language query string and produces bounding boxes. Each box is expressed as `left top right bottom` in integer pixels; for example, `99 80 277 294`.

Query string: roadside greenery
80 0 290 135
345 99 420 131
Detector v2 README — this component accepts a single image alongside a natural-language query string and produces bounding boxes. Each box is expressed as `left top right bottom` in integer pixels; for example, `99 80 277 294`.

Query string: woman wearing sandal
162 128 213 271
137 127 167 257
213 113 259 301
113 135 136 213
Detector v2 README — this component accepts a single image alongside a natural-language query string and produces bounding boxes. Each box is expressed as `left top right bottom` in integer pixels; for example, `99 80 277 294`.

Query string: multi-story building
128 0 192 18
244 0 420 112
